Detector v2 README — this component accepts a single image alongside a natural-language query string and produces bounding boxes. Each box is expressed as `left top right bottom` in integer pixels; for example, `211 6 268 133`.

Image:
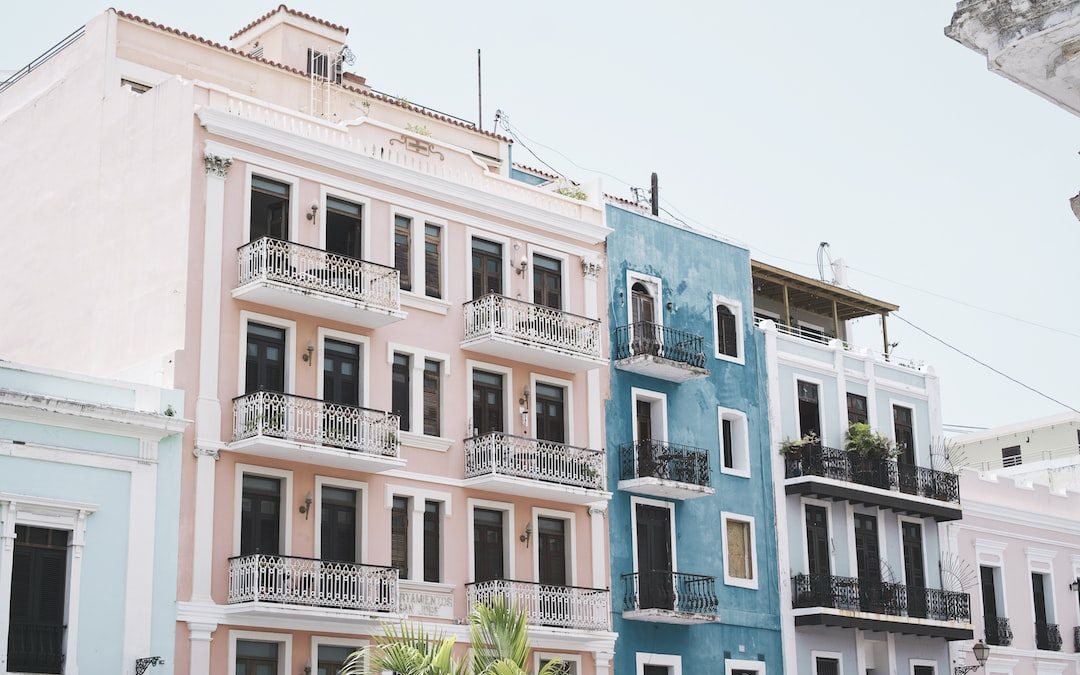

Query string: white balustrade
464 432 605 491
237 237 400 312
467 580 610 631
228 554 399 613
233 391 400 457
463 293 602 360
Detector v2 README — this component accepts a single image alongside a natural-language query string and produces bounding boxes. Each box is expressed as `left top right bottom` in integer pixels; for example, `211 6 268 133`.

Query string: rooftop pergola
751 260 899 353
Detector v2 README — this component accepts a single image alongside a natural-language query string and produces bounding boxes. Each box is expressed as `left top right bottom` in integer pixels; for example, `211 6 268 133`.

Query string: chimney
650 172 659 217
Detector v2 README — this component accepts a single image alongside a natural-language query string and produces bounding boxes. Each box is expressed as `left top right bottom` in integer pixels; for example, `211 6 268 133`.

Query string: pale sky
4 1 1078 430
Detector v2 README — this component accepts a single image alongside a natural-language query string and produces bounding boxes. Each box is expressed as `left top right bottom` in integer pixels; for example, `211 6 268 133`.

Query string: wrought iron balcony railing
466 579 610 631
791 573 971 623
7 621 64 674
619 440 711 488
784 444 960 504
463 293 602 360
237 237 401 311
464 432 606 491
1073 625 1080 652
622 571 719 616
985 617 1012 646
232 391 400 457
1036 622 1063 651
613 321 706 369
228 554 399 613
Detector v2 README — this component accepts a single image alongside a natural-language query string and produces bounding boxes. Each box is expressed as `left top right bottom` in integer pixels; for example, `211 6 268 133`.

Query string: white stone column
595 650 613 675
188 621 218 675
63 510 89 675
0 501 15 675
588 505 607 588
831 341 847 444
582 258 604 452
121 460 158 671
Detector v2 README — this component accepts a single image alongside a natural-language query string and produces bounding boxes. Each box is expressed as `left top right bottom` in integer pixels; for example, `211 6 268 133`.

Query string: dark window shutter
423 360 441 437
392 353 411 432
424 224 441 299
722 418 734 469
423 501 441 582
394 216 412 292
717 304 738 357
9 547 32 619
391 497 409 579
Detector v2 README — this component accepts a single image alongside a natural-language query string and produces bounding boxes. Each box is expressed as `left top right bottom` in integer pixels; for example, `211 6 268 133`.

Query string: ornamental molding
581 258 604 279
204 154 233 178
398 584 455 619
193 446 220 460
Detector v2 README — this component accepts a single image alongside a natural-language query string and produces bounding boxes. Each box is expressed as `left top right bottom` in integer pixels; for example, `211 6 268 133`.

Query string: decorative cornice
0 389 189 440
193 446 220 460
581 258 603 279
203 153 233 178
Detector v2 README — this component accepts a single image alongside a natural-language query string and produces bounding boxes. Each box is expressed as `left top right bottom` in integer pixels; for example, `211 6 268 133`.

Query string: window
423 501 441 582
8 526 68 674
716 305 738 358
316 644 355 675
250 176 290 241
391 496 409 579
392 353 411 432
425 224 442 298
235 639 279 675
322 338 361 407
246 322 287 394
473 507 505 582
719 408 750 476
643 667 670 675
539 657 578 675
912 667 935 675
472 238 504 298
325 196 363 259
423 360 441 437
636 653 681 675
320 486 358 564
726 662 765 675
893 405 915 465
472 369 505 436
394 215 412 292
535 382 567 444
980 566 1006 645
797 381 821 440
1032 571 1055 649
1001 445 1022 467
241 475 282 556
722 513 757 588
846 392 868 425
814 657 840 675
120 78 151 93
533 254 563 310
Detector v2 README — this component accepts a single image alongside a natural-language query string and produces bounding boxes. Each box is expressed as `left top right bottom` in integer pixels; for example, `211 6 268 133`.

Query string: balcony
463 432 609 505
791 573 973 640
613 322 708 382
7 621 64 674
466 579 610 632
461 294 604 372
234 237 405 328
227 391 405 472
985 617 1012 647
784 445 962 521
618 440 714 500
622 571 720 624
1036 622 1063 651
227 554 400 620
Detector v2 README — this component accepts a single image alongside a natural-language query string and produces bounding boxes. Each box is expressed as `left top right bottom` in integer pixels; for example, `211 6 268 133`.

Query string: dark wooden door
8 526 67 674
245 323 286 393
1033 572 1049 628
630 283 658 355
533 255 562 310
902 521 926 618
240 475 281 556
535 383 565 444
981 566 999 642
635 503 673 610
805 505 831 578
473 508 504 582
797 381 821 440
322 339 360 406
320 486 357 563
471 238 503 298
325 196 362 259
635 400 658 477
537 517 567 586
471 370 504 435
894 406 917 493
854 513 881 612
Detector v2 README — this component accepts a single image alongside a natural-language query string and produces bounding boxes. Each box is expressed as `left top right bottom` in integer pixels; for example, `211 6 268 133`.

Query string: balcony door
472 370 504 436
8 526 67 675
250 176 290 242
535 383 566 444
320 486 357 563
1033 572 1051 647
902 521 926 618
474 508 505 582
981 566 1000 642
797 381 821 441
325 196 363 259
635 503 674 610
805 505 831 579
533 255 562 310
894 406 917 494
472 238 503 299
853 514 880 612
240 475 281 556
323 339 360 407
537 517 567 588
246 323 286 394
630 282 659 355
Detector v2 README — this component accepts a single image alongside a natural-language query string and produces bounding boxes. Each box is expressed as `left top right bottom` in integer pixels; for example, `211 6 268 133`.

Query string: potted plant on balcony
845 423 896 489
779 432 819 477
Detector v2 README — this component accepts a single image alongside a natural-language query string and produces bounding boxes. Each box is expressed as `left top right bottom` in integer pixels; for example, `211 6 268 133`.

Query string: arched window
717 304 738 358
630 282 655 325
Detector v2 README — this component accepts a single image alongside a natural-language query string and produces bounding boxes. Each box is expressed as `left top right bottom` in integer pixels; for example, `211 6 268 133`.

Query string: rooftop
751 259 898 320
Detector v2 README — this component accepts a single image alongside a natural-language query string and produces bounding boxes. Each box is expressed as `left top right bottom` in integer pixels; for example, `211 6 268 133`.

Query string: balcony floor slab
461 336 605 373
622 608 721 625
614 354 708 382
463 474 610 505
785 476 962 521
234 280 406 328
794 607 974 640
617 478 715 500
226 435 406 472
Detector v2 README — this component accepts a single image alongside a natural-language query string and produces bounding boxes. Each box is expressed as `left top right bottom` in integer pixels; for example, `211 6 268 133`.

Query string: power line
892 312 1079 414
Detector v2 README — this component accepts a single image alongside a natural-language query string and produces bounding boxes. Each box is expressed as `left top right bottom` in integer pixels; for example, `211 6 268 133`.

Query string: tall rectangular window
893 405 915 465
425 224 442 299
722 418 734 469
240 474 281 556
245 322 287 394
423 500 441 583
533 254 562 310
715 303 739 358
395 215 412 292
8 526 68 674
471 238 503 298
797 381 821 440
846 392 868 425
392 353 411 432
325 196 363 259
250 175 290 241
423 359 441 437
725 518 753 582
391 496 410 579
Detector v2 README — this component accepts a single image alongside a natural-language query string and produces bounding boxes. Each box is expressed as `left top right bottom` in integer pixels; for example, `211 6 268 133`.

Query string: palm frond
470 596 531 673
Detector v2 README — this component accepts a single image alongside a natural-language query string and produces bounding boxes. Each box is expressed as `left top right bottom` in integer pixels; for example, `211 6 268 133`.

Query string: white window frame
726 659 766 675
888 399 919 464
390 206 451 304
526 243 571 312
897 515 929 588
712 293 745 365
908 659 937 675
385 484 452 583
975 539 1010 620
464 227 512 301
799 497 835 576
311 636 368 675
530 373 575 444
810 651 843 675
531 507 578 586
233 464 294 557
466 360 515 437
535 651 582 674
312 476 368 563
718 407 750 478
467 498 516 583
625 271 663 326
316 327 370 407
793 375 826 446
228 630 293 675
237 311 297 396
1026 547 1058 628
636 652 682 675
319 185 372 258
243 165 301 244
721 511 758 589
631 388 668 443
387 342 453 450
629 496 677 574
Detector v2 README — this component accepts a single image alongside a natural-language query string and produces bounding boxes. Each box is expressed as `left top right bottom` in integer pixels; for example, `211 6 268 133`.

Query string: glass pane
252 176 290 197
327 196 362 217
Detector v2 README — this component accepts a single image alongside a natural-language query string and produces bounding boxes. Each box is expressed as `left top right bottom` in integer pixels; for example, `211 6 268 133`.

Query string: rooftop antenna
477 49 483 131
816 242 848 287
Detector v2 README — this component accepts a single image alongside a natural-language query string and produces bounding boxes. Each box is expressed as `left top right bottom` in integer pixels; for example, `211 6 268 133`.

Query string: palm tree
339 597 563 675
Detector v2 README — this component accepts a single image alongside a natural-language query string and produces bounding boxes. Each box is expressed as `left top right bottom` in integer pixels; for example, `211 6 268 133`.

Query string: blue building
0 361 187 675
605 200 783 675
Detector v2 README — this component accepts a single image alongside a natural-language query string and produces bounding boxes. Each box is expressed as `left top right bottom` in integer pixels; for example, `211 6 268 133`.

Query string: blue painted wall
605 204 783 673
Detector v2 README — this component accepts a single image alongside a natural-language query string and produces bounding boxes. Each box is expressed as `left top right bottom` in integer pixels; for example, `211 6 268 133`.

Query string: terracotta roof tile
113 10 511 142
512 163 559 181
230 5 348 41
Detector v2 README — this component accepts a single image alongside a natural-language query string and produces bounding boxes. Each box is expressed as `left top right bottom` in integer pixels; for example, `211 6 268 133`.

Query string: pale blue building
0 361 187 675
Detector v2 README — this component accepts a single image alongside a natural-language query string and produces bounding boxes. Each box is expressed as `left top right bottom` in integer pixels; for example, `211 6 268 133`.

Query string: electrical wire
892 312 1079 414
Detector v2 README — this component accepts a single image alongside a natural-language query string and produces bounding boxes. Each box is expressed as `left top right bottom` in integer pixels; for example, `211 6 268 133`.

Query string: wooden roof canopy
751 260 898 321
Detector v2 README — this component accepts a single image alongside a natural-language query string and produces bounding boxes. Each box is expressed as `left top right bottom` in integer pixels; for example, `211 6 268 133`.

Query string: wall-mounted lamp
515 255 529 276
299 492 313 519
519 387 530 431
302 340 315 366
665 301 675 312
300 661 312 675
519 523 532 548
305 202 319 222
954 640 989 675
1070 578 1080 592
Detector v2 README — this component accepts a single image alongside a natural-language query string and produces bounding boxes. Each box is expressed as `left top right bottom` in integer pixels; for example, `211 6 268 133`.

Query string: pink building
945 471 1080 674
0 7 614 674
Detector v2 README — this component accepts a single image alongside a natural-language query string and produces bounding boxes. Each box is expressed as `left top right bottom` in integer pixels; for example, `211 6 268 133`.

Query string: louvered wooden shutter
423 360 440 437
391 497 409 579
